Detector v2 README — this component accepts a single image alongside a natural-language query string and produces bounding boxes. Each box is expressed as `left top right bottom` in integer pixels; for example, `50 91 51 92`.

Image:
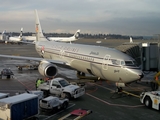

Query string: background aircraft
47 29 80 42
4 28 23 44
23 29 80 43
0 10 143 91
8 29 80 44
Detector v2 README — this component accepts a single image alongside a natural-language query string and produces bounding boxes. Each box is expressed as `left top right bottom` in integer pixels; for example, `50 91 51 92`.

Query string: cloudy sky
0 0 160 36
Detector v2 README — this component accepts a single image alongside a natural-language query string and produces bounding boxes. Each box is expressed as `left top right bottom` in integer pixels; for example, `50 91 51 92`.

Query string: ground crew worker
35 78 39 90
36 78 41 90
40 78 45 84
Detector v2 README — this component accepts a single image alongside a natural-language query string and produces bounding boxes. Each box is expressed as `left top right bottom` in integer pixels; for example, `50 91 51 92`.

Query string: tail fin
18 28 23 40
73 29 80 39
35 9 46 41
2 30 6 35
130 37 133 43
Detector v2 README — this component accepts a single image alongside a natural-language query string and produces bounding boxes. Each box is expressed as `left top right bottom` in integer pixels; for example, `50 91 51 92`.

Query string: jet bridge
117 41 160 90
116 42 160 72
140 42 159 71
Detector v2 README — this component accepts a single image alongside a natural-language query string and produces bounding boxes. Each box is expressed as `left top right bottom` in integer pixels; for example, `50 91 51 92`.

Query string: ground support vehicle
140 91 160 110
0 93 9 99
58 108 92 120
16 64 38 70
40 96 69 112
0 93 39 120
0 68 14 79
37 77 85 99
25 90 44 101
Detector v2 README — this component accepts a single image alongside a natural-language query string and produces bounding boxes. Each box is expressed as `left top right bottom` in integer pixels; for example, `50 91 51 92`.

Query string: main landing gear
116 87 123 93
77 71 85 77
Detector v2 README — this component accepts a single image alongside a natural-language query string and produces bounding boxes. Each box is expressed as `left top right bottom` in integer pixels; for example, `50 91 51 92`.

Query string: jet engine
38 61 58 77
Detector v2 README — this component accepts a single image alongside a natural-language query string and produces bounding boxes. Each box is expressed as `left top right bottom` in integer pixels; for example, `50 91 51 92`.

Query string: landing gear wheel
64 93 71 100
77 71 85 76
62 101 68 109
7 75 10 79
116 87 122 93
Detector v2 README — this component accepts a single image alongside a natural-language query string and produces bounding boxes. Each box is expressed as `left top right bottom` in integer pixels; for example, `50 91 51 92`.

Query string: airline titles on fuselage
90 51 99 55
39 45 95 62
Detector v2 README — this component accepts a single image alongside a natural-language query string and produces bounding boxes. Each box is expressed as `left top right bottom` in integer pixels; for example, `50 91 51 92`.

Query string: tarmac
0 39 159 120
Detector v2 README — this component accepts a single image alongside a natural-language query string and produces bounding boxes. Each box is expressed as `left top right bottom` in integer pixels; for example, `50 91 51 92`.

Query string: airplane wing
0 54 66 65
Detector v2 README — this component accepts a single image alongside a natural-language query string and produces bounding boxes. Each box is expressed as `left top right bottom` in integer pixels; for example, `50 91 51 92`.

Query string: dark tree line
4 32 144 39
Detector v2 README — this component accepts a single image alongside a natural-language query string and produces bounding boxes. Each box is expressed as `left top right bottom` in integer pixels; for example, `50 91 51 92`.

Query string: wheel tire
62 101 68 109
64 93 71 99
43 90 49 97
7 75 10 79
144 96 152 108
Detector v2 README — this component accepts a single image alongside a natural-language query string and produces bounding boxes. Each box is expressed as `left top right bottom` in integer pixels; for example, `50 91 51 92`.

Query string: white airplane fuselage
9 36 21 42
35 40 143 83
48 36 77 42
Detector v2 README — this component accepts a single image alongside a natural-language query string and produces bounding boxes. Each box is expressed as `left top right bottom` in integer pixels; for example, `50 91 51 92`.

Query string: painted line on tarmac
95 83 115 92
16 79 32 90
86 93 144 108
43 103 75 120
13 76 35 90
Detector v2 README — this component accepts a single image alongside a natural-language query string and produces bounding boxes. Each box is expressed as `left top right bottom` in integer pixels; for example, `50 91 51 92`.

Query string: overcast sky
0 0 160 36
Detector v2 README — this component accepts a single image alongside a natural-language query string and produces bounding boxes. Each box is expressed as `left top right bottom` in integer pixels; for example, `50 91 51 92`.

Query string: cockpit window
124 60 137 67
110 59 121 65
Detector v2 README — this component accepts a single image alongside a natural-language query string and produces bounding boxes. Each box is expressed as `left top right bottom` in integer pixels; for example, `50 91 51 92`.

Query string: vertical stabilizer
2 30 6 35
35 9 46 41
130 37 133 43
74 29 80 39
19 28 23 40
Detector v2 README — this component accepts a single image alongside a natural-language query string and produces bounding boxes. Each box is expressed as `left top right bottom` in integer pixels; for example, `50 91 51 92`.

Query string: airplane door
102 55 110 70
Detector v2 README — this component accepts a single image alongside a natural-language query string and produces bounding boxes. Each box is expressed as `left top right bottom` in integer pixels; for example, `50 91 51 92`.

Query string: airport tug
140 91 160 110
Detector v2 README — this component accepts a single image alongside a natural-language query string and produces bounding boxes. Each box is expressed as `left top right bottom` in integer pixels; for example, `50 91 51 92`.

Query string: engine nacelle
38 61 58 78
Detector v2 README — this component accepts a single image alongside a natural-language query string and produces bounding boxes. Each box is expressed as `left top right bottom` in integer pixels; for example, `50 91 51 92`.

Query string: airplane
22 29 80 43
0 10 144 91
5 28 23 44
47 29 80 42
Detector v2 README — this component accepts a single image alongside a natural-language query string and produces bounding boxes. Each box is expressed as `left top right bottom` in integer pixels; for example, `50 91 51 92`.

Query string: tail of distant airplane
35 10 46 41
2 30 6 35
73 29 80 39
18 28 23 40
130 37 133 43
